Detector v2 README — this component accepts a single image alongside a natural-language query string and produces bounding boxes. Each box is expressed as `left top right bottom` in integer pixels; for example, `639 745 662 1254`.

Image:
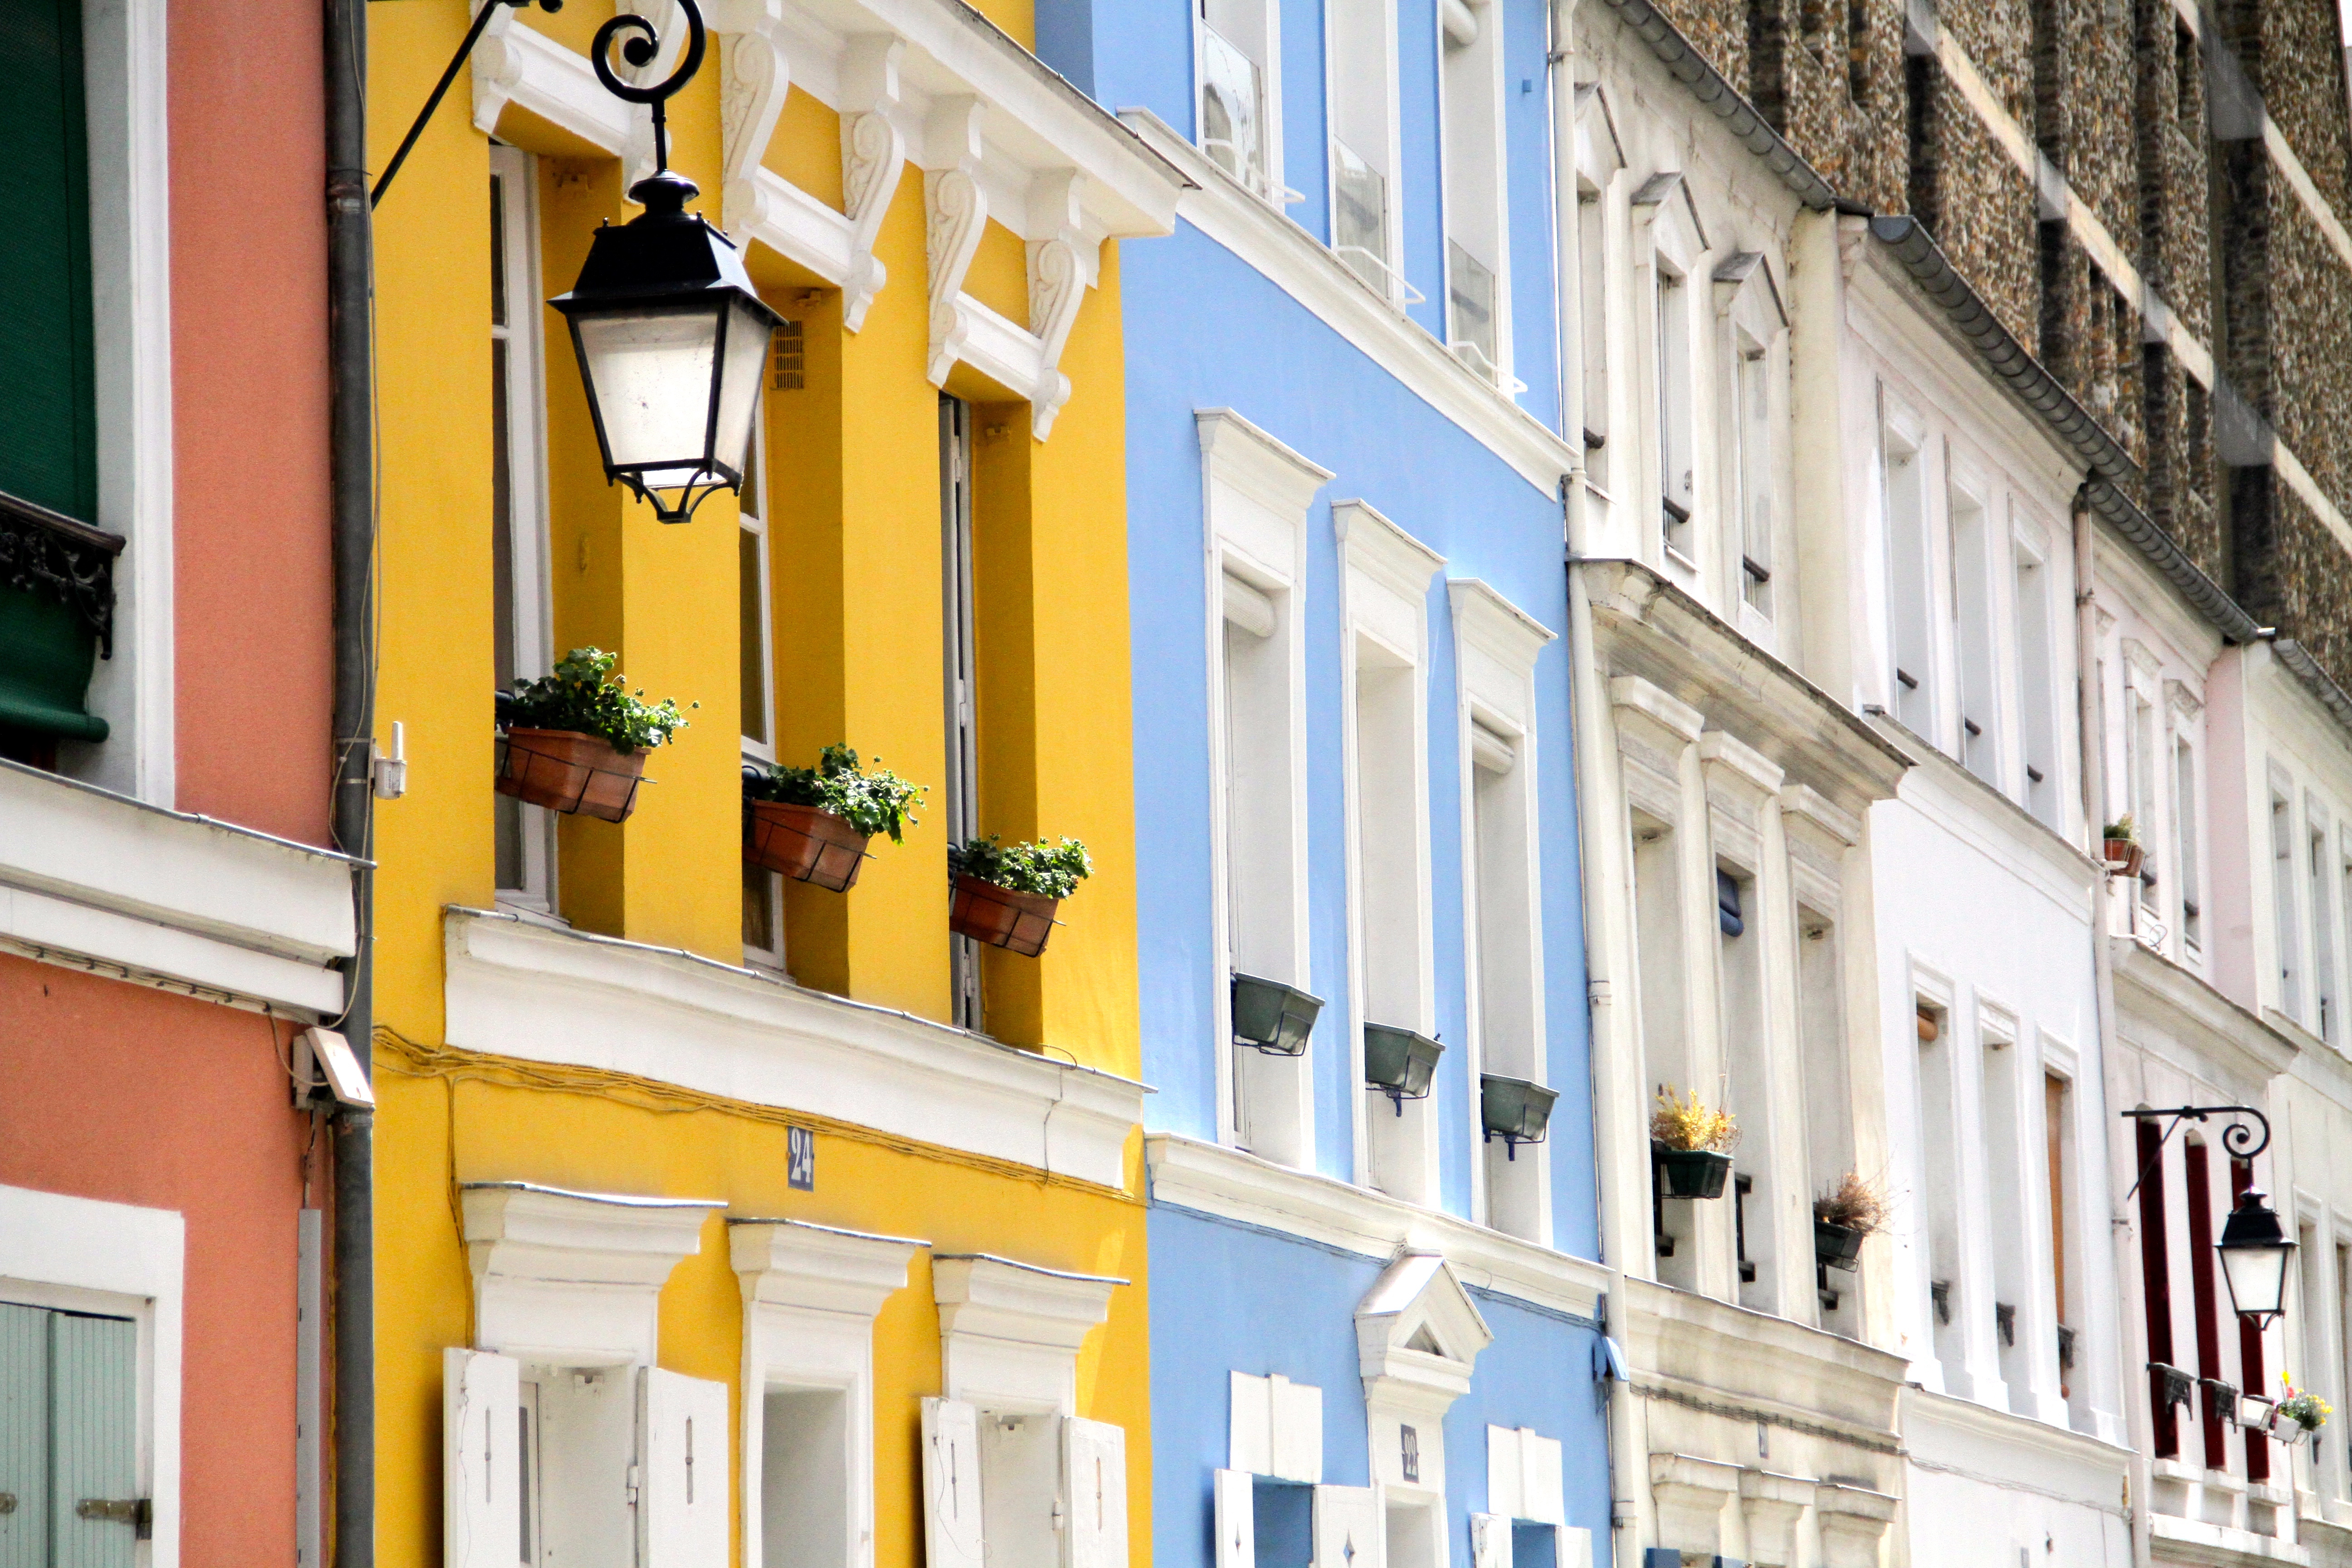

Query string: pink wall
0 956 312 1567
167 0 334 847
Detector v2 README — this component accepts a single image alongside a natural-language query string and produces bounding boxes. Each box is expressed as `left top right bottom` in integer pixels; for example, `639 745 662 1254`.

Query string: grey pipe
323 0 375 1556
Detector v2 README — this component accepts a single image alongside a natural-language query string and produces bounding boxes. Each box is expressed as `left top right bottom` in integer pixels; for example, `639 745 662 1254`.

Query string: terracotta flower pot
2103 839 2145 877
949 873 1059 957
745 801 871 892
496 728 647 822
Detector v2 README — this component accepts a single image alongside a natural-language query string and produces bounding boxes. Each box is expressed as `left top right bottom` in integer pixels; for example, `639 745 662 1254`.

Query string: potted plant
496 648 693 823
1232 973 1322 1055
743 745 925 892
1363 1024 1443 1111
948 836 1091 957
2101 814 2145 878
1651 1088 1738 1199
1480 1073 1558 1159
2272 1377 2332 1446
1813 1169 1888 1271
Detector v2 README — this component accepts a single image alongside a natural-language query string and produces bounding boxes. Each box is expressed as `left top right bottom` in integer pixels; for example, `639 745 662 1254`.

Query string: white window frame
1325 0 1406 302
490 143 556 915
1196 0 1289 203
2272 768 2304 1019
739 415 783 969
0 1184 183 1568
2011 520 2063 828
1200 410 1327 1164
1448 579 1554 1245
1336 500 1445 1205
1632 175 1701 578
730 1219 923 1568
1880 399 1935 737
1438 0 1512 388
1946 469 2001 785
1355 1254 1492 1568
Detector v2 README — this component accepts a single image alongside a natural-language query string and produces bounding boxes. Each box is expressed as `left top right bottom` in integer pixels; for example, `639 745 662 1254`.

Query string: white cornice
1864 713 2103 918
0 758 355 1015
1120 109 1579 497
461 1182 723 1366
441 907 1144 1190
1143 1134 1608 1321
2110 937 2299 1087
1335 498 1446 603
1355 1251 1494 1413
730 1217 926 1318
1198 407 1335 517
1448 579 1557 678
932 1253 1122 1416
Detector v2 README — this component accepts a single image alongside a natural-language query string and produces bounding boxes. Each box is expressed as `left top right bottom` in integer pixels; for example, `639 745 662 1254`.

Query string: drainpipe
324 0 376 1557
2075 487 2151 1568
1547 0 1641 1558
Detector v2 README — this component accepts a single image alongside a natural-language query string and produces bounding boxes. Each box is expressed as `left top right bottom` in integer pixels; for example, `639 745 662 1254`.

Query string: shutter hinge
77 1499 153 1539
627 1462 642 1507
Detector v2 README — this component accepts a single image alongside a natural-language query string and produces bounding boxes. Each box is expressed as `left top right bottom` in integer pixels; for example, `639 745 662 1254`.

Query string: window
2317 804 2339 1044
1885 424 1933 734
2184 1138 2227 1471
1199 0 1279 198
2338 1241 2352 1497
2136 1118 2180 1458
1950 487 1997 781
2274 784 2302 1017
2015 542 2060 825
1216 1372 1324 1568
741 421 780 965
1577 189 1609 490
1718 864 1771 1311
2234 1158 2271 1483
2298 1220 2329 1493
1654 262 1693 562
1734 343 1772 615
2045 1073 2076 1408
1441 0 1507 385
1797 902 1854 1333
491 146 555 912
1916 995 1966 1389
941 396 981 1030
1328 0 1399 297
1633 813 1692 1287
2127 679 2161 925
1979 1021 2027 1405
2176 738 2202 957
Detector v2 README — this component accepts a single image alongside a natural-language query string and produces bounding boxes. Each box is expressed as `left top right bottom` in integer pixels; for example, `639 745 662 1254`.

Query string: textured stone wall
2271 196 2352 506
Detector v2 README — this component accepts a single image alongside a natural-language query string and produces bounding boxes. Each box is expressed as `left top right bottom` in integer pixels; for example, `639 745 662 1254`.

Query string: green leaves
948 835 1092 899
745 744 927 842
505 648 695 753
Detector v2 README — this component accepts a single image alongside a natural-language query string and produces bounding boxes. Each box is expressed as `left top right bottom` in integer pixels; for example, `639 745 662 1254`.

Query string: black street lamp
549 0 781 523
2122 1103 2292 1329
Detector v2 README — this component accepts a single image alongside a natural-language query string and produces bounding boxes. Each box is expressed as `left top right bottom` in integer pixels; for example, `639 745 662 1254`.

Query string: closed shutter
636 1369 729 1568
0 1304 47 1568
1485 1427 1522 1519
1213 1470 1254 1568
0 0 96 522
1268 1380 1320 1485
921 1397 984 1568
1516 1433 1563 1528
49 1311 137 1568
1062 1418 1126 1568
1308 1485 1380 1568
1470 1514 1512 1568
443 1348 522 1568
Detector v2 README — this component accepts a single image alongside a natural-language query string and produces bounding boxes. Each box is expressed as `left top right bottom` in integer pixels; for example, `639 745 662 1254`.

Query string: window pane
1331 140 1388 287
1200 25 1264 194
1447 241 1497 376
743 862 774 952
739 525 768 746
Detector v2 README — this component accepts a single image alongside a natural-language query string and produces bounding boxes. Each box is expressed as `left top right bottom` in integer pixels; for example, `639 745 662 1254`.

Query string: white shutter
1485 1427 1524 1520
1471 1514 1514 1568
637 1368 730 1568
1517 1432 1564 1527
1310 1485 1382 1568
1556 1527 1594 1568
1214 1470 1256 1568
1269 1378 1322 1484
443 1348 522 1568
1063 1417 1128 1568
1230 1373 1273 1474
922 1397 986 1568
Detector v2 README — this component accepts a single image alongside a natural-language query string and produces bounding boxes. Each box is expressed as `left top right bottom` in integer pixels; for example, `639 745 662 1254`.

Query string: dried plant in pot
496 649 694 823
743 745 925 892
948 837 1091 958
1813 1169 1889 1271
2101 814 2145 878
1650 1088 1738 1199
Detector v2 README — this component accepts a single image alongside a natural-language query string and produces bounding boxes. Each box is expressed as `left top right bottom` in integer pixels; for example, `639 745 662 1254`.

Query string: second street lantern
551 166 780 523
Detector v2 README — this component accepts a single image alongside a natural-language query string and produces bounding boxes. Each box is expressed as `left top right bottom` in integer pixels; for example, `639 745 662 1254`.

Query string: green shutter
0 0 98 523
49 1313 136 1568
0 1304 49 1568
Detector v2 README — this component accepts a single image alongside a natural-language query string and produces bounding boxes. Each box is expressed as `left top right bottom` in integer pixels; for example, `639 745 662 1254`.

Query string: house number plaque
1400 1424 1420 1483
788 1126 815 1190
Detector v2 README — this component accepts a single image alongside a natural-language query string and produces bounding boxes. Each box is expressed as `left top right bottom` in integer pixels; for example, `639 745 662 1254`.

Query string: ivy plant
745 745 927 842
505 648 694 753
949 836 1093 899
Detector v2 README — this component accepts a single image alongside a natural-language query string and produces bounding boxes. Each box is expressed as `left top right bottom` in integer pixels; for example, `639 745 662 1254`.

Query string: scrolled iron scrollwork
0 491 124 655
588 0 707 176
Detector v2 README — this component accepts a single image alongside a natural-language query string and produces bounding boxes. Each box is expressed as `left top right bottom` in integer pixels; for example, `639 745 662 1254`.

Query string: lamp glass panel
2221 1242 2291 1320
710 295 772 479
573 302 723 477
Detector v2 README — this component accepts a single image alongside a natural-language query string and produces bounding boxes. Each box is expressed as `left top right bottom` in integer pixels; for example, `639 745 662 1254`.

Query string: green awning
0 579 106 741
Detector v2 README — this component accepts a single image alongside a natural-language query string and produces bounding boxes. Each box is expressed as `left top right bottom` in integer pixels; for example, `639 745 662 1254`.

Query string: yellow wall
366 0 1148 1561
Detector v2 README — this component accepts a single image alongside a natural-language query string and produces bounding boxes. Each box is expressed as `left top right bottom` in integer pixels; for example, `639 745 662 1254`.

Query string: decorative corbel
1836 212 1870 282
718 24 791 238
924 97 988 387
1711 250 1761 316
1024 170 1091 439
470 0 528 134
838 35 907 332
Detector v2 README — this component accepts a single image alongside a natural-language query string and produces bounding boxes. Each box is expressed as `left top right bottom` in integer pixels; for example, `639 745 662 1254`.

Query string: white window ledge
460 1182 724 1366
933 1252 1122 1416
0 756 356 1015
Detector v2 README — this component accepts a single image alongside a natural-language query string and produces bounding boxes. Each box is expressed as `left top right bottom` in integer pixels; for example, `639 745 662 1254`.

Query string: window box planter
1231 972 1321 1056
1479 1073 1557 1158
949 875 1059 958
2150 1362 2195 1412
1651 1142 1732 1200
1813 1219 1867 1271
495 728 647 822
745 801 869 892
2102 838 2144 877
1362 1023 1442 1110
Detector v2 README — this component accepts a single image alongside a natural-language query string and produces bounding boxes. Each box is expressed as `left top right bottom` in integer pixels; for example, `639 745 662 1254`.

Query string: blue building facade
1038 3 1612 1564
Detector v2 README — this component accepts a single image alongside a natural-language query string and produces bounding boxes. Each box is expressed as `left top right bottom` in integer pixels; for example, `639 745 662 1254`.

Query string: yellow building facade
363 0 1181 1562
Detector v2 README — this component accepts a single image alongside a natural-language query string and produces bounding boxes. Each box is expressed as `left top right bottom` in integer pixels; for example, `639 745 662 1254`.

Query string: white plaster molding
719 24 794 213
924 96 988 382
0 1185 185 1568
1812 1481 1898 1568
1144 1133 1609 1321
1198 408 1334 528
1355 1251 1493 1414
931 1253 1120 1416
1737 1470 1811 1568
0 760 356 1014
1647 1452 1739 1554
835 34 907 329
730 1217 925 1317
1335 498 1446 656
459 1183 722 1367
1449 580 1557 715
471 6 639 164
441 908 1143 1187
